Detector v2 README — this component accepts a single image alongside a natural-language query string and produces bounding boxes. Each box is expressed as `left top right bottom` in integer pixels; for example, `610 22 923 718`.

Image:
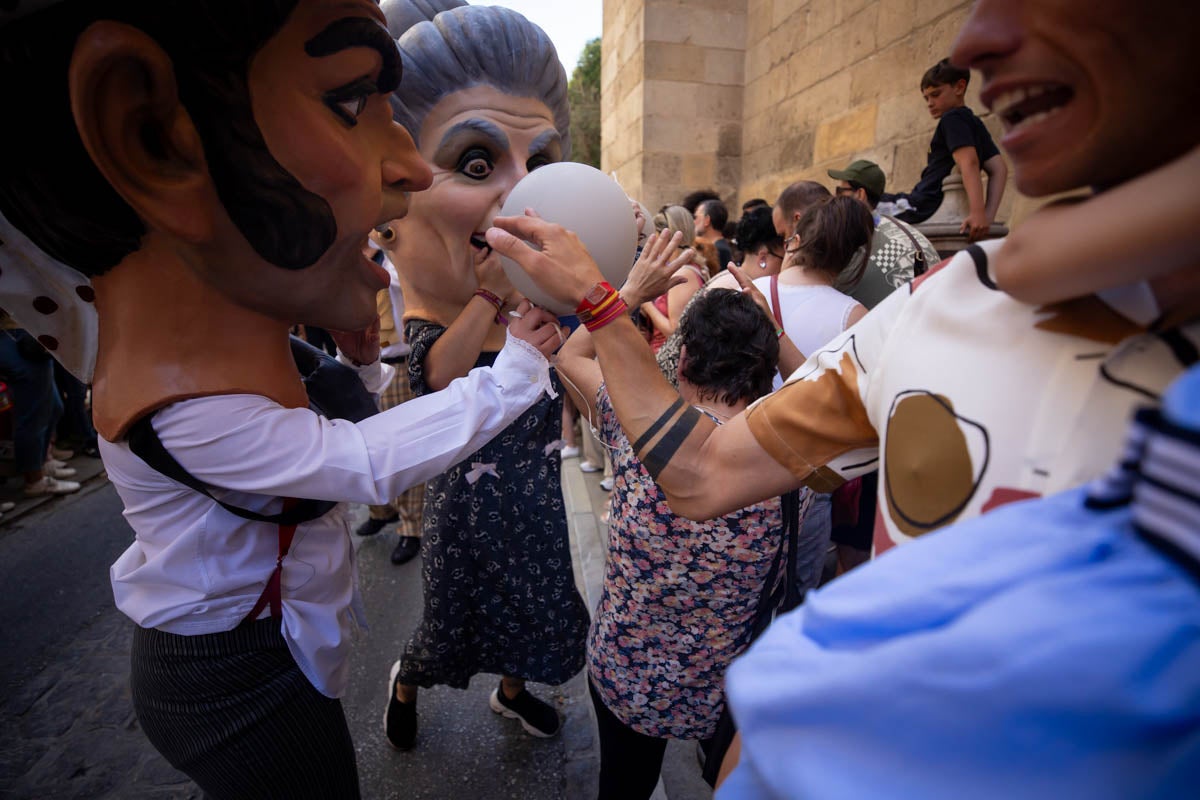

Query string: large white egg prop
498 162 637 315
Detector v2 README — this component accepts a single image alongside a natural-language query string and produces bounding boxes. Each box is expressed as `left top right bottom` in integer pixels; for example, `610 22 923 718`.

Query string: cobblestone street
0 456 710 800
1 609 198 799
0 477 197 800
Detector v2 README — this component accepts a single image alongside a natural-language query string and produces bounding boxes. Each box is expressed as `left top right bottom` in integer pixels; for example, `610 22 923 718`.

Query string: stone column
602 0 648 206
601 0 747 212
916 168 1009 259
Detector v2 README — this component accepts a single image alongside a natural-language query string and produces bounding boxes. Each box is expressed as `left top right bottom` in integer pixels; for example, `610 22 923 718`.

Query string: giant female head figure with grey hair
375 0 570 333
372 1 590 752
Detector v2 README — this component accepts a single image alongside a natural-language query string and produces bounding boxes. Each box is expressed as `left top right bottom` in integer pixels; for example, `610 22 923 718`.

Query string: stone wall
601 0 647 205
602 0 1039 224
602 0 747 212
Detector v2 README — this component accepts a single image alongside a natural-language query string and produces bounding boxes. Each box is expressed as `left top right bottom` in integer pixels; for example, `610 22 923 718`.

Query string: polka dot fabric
0 209 98 381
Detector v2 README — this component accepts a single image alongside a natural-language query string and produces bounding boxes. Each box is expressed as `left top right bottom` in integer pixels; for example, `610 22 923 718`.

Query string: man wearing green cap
828 159 941 309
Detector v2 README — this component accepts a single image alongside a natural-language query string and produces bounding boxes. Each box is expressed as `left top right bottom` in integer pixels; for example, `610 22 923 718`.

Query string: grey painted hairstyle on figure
380 0 466 38
383 1 571 157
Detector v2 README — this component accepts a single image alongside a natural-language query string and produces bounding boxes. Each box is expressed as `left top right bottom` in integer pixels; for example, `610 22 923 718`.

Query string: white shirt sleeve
335 350 395 397
150 331 553 505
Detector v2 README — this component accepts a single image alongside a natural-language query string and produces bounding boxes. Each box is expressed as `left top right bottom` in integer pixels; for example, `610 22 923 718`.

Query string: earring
380 227 396 242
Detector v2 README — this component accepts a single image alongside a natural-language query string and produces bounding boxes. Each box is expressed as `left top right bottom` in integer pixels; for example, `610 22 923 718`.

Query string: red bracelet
576 281 617 321
584 296 629 332
474 289 507 324
581 292 619 323
474 288 503 311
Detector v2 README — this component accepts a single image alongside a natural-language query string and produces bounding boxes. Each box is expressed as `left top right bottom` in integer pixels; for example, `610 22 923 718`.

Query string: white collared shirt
379 254 411 361
105 333 553 697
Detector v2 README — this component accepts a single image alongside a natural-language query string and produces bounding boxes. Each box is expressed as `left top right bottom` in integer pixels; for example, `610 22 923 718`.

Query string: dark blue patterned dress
396 320 589 688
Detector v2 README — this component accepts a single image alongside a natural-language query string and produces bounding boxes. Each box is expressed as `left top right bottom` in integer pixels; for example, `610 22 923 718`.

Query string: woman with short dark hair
556 279 792 800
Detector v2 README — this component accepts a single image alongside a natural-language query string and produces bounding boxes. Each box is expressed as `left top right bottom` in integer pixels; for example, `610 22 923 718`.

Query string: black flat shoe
355 514 397 537
383 661 417 750
390 536 420 565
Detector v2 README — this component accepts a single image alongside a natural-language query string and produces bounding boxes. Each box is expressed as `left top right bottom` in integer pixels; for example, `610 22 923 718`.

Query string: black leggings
588 676 669 800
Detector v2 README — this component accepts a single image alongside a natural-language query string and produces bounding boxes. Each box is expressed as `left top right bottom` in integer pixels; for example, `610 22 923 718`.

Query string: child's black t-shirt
907 106 1000 219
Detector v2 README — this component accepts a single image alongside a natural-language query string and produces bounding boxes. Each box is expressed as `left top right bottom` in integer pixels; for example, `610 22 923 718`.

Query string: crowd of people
0 0 1195 799
0 314 100 507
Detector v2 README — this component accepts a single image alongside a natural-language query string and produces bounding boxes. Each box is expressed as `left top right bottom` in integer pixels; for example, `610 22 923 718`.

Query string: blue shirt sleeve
718 489 1200 800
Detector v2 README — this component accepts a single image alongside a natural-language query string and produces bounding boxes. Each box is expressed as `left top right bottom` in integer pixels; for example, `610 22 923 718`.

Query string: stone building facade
601 0 1040 226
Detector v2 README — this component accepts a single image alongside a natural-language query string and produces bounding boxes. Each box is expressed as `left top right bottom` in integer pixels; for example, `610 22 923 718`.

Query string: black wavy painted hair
0 0 342 276
678 289 779 407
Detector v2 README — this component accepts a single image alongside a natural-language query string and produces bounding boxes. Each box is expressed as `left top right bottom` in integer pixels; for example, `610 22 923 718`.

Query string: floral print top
586 386 783 739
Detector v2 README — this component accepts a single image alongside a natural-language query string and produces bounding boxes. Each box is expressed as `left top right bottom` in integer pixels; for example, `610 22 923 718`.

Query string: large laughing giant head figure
951 0 1200 198
376 1 569 334
0 0 431 439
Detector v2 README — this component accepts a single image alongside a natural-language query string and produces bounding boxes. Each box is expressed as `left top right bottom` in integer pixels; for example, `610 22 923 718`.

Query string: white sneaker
45 463 77 479
560 445 581 459
45 457 68 469
24 476 80 496
0 502 14 513
600 477 614 492
579 461 601 473
50 446 74 461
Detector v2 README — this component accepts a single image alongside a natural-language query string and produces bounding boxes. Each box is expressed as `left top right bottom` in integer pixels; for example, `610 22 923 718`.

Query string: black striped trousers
130 618 360 799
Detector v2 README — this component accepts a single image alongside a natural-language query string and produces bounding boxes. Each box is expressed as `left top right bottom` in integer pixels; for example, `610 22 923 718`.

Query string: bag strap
883 215 929 277
779 489 806 613
697 488 807 790
769 274 784 327
126 413 336 526
747 489 804 640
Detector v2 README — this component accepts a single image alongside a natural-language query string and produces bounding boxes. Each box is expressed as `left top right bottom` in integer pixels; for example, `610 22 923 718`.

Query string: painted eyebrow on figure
304 17 403 93
432 119 510 164
530 130 561 160
528 129 562 158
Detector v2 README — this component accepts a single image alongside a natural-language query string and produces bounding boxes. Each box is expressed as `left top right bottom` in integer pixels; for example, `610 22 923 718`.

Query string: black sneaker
383 661 417 750
390 536 420 565
488 682 560 738
355 514 397 537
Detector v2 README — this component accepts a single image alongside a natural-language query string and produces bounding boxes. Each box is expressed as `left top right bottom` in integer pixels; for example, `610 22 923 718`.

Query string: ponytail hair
795 196 875 283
